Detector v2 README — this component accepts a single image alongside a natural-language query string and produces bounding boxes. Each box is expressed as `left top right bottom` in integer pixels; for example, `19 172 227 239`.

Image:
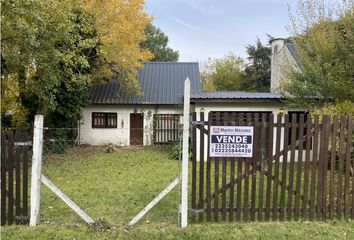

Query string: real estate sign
209 126 254 158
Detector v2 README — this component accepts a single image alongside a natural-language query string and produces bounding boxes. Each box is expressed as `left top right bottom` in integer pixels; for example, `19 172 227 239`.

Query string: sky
145 0 299 63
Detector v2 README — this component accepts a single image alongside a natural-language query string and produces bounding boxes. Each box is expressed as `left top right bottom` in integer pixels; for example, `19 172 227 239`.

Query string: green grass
2 146 354 239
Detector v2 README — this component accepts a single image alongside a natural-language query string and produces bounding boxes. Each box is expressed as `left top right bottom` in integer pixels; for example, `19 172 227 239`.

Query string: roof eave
190 98 284 103
89 102 182 105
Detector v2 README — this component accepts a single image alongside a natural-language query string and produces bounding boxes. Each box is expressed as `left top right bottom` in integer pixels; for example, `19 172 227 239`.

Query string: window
153 114 181 144
92 112 117 128
209 111 272 123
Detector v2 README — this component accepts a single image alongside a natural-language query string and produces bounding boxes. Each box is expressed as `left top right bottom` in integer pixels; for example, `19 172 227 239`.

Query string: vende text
211 135 252 144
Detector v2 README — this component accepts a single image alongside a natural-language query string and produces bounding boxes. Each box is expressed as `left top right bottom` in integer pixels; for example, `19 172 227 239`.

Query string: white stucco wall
79 104 182 145
194 102 284 115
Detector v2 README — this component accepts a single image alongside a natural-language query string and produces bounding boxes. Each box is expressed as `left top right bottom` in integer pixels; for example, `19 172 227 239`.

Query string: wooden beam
41 175 94 225
128 178 179 226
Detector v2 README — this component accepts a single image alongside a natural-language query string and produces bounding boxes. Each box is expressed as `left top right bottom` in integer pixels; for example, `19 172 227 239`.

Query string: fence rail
191 112 354 222
1 131 31 225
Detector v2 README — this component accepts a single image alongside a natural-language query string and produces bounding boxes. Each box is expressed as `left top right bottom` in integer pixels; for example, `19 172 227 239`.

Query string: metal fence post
181 78 190 228
30 115 44 226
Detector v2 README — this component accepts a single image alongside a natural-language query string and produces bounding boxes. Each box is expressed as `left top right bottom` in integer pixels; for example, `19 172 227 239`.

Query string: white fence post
30 115 44 226
181 78 190 228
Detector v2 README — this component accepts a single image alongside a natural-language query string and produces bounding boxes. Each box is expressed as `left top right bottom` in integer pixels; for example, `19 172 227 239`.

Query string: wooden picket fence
1 131 31 225
191 112 354 222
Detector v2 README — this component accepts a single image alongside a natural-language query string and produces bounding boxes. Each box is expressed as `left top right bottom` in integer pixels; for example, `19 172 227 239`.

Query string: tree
243 38 271 92
201 53 245 91
81 0 153 93
282 0 354 109
1 0 76 126
45 7 101 128
1 0 152 127
140 24 179 62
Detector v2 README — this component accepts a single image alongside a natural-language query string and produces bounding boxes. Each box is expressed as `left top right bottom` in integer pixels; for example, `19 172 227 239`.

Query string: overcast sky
145 0 298 63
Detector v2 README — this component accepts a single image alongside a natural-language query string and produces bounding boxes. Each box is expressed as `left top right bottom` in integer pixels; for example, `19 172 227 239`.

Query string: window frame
92 112 117 129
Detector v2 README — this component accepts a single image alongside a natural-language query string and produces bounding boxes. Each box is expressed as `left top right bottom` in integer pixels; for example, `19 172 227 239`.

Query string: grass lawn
2 146 354 239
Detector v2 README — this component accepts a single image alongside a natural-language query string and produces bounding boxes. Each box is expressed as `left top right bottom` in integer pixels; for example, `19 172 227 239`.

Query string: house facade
190 92 305 162
79 62 201 146
80 37 302 148
189 39 305 161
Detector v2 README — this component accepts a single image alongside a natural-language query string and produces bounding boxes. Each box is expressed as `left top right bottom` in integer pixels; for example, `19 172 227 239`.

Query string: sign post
180 78 190 228
30 115 44 226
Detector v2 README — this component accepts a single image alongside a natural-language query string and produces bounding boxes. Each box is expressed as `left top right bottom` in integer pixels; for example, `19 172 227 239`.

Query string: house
191 37 302 119
190 92 305 162
79 62 201 146
80 37 302 149
190 38 305 161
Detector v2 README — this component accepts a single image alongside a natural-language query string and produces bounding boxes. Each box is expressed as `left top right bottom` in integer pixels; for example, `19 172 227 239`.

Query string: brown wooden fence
191 112 354 222
1 131 31 225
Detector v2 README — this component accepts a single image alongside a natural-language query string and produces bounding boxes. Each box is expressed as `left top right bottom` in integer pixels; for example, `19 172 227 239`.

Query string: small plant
169 138 192 160
170 140 182 160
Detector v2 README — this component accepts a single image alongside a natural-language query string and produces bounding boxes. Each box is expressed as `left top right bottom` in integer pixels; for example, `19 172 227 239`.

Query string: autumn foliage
1 0 153 127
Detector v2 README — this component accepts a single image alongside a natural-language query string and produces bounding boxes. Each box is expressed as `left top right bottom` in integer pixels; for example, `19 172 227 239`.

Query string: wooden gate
1 131 31 225
191 112 354 222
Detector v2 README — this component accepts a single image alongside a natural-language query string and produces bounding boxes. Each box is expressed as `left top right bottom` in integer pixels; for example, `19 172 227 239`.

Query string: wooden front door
130 113 144 145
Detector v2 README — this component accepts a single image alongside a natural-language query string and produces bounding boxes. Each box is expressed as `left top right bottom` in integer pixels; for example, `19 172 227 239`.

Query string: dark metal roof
286 43 301 67
191 91 283 102
90 62 201 104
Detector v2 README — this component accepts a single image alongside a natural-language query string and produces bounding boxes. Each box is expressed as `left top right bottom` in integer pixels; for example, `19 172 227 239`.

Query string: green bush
43 128 75 154
312 100 354 115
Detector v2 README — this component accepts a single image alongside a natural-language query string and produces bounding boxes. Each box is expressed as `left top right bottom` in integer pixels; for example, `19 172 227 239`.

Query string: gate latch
191 121 207 126
15 215 30 224
189 208 205 213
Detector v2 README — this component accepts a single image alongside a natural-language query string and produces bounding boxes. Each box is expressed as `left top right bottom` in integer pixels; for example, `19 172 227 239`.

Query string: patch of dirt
89 218 112 232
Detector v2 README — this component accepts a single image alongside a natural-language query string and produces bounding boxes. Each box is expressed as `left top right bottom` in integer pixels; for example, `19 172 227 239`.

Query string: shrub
312 100 354 115
169 138 192 161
